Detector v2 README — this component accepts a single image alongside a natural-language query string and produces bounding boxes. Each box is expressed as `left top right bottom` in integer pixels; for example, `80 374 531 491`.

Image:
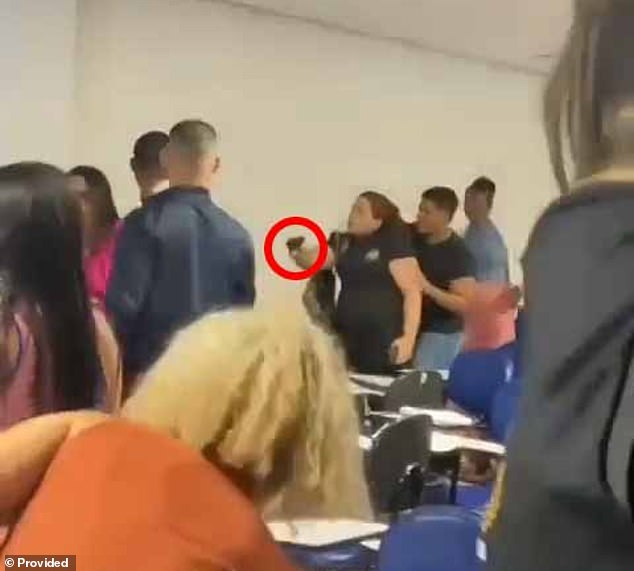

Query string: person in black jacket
107 120 255 383
488 1 634 569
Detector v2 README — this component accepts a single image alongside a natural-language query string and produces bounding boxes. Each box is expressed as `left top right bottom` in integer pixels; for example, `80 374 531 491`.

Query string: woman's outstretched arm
0 412 108 524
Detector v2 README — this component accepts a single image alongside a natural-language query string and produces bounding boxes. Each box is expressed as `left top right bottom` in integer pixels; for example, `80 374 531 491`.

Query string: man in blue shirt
107 120 255 381
463 177 509 283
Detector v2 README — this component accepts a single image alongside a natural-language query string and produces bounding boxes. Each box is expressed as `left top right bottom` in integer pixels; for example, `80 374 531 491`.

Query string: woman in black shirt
290 192 422 373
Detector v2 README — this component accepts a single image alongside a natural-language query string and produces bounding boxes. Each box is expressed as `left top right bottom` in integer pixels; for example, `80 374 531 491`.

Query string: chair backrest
367 415 432 514
283 542 376 571
384 371 444 412
377 506 482 571
448 343 516 420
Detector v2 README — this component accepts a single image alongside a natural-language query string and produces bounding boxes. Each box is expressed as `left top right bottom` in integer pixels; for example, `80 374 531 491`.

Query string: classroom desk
359 431 505 457
359 411 505 507
267 519 388 548
349 370 449 392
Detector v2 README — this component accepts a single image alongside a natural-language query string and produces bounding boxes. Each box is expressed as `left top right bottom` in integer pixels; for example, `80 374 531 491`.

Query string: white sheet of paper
477 538 488 561
349 384 384 397
361 539 382 551
368 411 400 420
359 435 373 451
431 431 506 456
349 373 395 388
268 520 388 547
399 406 474 428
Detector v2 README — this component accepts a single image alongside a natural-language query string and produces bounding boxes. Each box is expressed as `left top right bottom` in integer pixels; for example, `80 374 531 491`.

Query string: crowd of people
0 110 518 566
0 115 387 567
1 0 633 568
291 178 517 374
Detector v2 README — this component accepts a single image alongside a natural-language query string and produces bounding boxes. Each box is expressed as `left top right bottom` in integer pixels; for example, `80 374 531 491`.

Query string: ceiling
215 0 572 73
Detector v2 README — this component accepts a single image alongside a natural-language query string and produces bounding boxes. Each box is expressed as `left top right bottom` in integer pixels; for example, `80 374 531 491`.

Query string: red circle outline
264 216 328 281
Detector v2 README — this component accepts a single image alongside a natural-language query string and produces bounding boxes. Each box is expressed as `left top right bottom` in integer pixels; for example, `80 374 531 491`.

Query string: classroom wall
0 0 77 166
72 0 557 300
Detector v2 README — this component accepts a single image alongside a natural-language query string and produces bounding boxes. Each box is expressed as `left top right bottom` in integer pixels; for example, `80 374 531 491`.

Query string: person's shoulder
449 232 476 264
120 204 157 236
211 205 253 246
449 231 470 250
122 205 147 225
488 221 507 243
525 180 631 257
381 222 415 243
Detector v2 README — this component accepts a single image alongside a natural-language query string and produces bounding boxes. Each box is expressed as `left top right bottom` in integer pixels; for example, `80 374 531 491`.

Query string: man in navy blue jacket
107 120 255 381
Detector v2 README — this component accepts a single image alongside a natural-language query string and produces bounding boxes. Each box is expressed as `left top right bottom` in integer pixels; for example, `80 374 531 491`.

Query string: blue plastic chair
456 483 494 512
447 343 516 421
455 370 521 512
489 374 522 443
377 506 482 571
284 542 376 571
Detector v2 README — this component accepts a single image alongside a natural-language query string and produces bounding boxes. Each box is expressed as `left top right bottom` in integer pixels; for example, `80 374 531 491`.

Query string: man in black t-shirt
411 186 475 370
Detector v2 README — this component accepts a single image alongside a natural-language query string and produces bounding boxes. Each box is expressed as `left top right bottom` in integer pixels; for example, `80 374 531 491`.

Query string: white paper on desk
397 368 449 381
368 411 400 420
431 431 506 456
477 538 487 562
400 406 474 428
349 373 395 388
359 435 373 451
349 384 384 397
361 539 382 551
267 520 388 547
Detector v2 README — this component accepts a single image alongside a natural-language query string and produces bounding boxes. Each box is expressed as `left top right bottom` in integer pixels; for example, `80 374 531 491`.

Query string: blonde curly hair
122 307 371 520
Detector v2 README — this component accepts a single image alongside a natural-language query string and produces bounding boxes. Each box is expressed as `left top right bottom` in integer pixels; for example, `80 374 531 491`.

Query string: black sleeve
447 241 476 282
382 224 415 261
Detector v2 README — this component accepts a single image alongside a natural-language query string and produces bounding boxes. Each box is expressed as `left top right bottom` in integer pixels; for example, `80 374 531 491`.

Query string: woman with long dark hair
290 191 422 373
67 165 120 305
0 163 121 427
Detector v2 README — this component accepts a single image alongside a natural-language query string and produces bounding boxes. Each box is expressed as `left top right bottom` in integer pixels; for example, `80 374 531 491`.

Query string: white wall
72 0 556 300
0 0 77 166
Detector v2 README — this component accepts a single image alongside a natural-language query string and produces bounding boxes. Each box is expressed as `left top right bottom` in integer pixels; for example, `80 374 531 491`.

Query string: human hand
286 236 305 253
390 336 416 365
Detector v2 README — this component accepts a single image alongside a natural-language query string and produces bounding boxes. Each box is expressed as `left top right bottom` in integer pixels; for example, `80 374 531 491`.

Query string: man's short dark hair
132 131 169 174
422 186 459 220
169 119 218 158
468 176 496 207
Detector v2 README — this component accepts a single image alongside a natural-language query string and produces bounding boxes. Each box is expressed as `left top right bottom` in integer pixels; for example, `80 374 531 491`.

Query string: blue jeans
415 331 463 371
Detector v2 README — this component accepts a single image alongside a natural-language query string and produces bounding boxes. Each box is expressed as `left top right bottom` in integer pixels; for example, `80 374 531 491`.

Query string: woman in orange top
0 307 370 567
0 413 294 571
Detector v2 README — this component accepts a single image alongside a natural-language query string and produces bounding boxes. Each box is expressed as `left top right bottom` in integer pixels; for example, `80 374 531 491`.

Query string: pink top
0 304 121 430
84 223 121 305
463 283 519 352
0 313 47 430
